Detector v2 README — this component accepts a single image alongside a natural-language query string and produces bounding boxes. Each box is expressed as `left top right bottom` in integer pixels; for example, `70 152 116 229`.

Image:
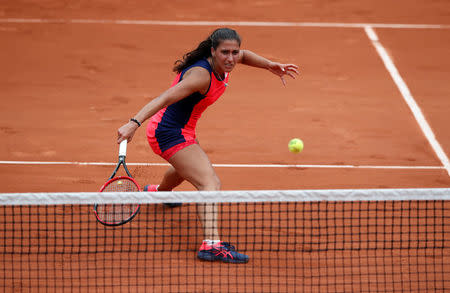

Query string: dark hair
173 28 241 73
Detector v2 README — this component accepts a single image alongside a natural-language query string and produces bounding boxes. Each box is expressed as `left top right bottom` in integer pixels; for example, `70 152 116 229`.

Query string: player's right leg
158 166 185 191
144 166 183 207
168 144 249 264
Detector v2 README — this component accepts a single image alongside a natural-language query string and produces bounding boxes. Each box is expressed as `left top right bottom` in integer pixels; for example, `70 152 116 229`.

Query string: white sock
203 239 221 246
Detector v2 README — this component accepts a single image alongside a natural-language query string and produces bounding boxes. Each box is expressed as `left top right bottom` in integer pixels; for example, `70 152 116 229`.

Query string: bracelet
130 118 141 127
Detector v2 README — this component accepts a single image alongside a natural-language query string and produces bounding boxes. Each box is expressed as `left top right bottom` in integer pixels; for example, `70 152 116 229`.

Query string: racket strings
102 178 138 192
97 178 140 224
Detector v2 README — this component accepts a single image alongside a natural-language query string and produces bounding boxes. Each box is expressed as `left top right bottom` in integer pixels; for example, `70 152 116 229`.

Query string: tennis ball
288 138 304 153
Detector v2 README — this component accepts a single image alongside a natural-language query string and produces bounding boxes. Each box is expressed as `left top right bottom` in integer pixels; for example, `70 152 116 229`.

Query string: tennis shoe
143 185 182 207
143 184 158 192
197 241 249 264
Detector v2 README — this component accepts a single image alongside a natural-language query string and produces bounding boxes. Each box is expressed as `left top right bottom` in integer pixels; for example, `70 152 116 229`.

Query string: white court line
0 160 444 170
1 18 450 29
364 26 450 176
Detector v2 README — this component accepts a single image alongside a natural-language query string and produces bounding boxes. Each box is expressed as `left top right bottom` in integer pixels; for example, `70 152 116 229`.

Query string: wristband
130 118 141 127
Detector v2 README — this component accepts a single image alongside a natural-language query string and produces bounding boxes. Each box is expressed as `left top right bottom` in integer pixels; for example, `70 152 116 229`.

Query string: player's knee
197 175 221 191
212 176 221 190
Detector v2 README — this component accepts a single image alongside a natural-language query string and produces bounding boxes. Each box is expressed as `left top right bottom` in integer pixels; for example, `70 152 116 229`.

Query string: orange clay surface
1 3 450 192
1 1 450 292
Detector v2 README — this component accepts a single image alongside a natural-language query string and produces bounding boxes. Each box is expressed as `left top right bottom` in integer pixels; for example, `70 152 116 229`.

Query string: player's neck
208 57 225 81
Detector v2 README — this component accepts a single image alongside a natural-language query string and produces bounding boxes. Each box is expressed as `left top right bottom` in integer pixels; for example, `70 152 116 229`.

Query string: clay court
1 1 450 191
1 1 450 292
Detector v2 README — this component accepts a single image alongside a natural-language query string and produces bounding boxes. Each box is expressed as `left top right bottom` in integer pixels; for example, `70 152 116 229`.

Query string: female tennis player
117 28 299 263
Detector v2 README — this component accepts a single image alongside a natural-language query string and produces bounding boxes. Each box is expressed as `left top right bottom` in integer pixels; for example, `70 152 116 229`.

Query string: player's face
211 39 240 73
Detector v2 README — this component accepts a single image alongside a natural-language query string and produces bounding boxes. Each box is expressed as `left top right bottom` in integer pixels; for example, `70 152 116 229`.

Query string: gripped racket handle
119 140 127 157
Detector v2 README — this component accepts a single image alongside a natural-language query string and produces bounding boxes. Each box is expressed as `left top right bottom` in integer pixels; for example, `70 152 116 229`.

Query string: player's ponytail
173 28 241 73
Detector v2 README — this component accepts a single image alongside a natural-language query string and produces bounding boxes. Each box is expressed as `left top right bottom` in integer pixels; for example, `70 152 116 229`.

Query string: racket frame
94 140 141 226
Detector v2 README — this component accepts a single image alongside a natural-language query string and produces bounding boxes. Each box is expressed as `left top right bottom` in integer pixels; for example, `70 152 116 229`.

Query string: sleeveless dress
146 59 229 160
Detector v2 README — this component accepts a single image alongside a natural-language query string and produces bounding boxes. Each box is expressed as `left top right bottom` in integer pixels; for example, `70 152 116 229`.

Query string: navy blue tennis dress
146 59 229 160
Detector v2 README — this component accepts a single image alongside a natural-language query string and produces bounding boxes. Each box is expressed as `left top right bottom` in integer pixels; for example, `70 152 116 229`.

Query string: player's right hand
117 121 138 143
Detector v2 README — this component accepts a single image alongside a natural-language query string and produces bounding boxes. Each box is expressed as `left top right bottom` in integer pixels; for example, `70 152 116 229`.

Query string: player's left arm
237 49 299 86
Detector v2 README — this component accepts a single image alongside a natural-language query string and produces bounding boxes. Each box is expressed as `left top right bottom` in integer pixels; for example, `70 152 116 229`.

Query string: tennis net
1 188 449 292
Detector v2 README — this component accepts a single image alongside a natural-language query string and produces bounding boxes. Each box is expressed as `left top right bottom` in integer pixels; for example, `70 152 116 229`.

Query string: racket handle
119 140 127 157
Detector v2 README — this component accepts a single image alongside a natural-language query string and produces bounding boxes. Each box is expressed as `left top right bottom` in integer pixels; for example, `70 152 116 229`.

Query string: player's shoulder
182 60 212 83
179 64 211 94
192 58 212 71
182 59 211 75
184 66 210 79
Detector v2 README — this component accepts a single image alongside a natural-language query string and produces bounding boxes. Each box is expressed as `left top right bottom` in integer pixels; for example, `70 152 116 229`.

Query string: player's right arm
117 67 211 143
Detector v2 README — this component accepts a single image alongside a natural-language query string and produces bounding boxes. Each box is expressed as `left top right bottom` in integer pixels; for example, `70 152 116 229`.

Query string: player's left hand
268 62 300 86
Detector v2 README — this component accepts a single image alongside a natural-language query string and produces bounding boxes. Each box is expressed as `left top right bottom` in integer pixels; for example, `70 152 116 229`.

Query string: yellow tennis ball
288 138 304 153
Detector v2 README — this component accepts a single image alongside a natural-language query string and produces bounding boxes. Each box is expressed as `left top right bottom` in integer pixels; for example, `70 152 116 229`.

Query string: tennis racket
94 140 141 226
